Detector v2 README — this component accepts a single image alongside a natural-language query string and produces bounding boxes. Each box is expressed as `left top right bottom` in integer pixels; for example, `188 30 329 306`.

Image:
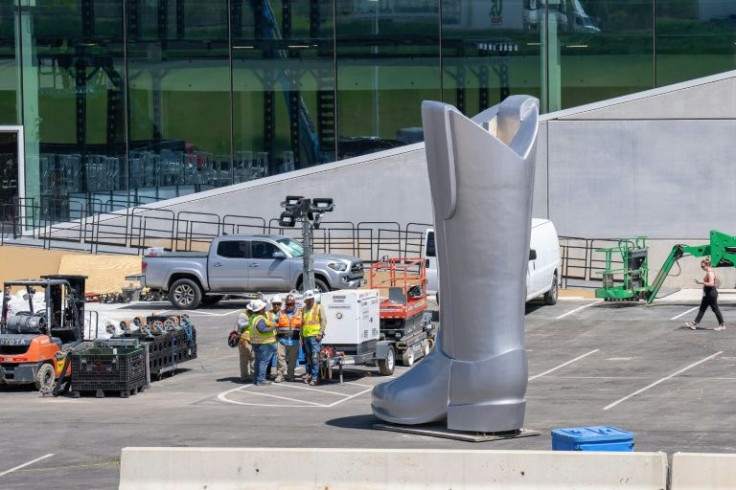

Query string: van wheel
401 349 415 367
169 278 202 310
34 363 55 391
378 346 395 376
544 275 558 305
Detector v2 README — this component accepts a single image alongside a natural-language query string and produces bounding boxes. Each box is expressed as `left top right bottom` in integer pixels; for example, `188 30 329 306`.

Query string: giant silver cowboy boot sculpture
372 96 539 432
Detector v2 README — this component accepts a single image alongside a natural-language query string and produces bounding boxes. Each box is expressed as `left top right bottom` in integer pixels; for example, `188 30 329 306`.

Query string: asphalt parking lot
2 292 736 489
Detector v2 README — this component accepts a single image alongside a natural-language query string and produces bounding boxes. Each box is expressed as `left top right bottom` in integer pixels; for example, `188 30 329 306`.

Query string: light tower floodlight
275 196 335 291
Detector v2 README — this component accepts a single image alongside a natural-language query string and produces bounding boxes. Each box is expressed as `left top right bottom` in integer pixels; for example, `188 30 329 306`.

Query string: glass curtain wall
127 0 231 205
1 1 735 223
441 1 542 115
232 0 335 179
336 1 440 157
0 0 17 124
656 0 736 86
19 0 125 220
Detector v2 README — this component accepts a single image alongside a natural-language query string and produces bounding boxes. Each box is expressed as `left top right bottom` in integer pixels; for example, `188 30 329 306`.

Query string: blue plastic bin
551 426 634 452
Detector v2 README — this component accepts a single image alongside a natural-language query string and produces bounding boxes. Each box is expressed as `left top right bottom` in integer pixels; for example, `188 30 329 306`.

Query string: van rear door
424 229 438 294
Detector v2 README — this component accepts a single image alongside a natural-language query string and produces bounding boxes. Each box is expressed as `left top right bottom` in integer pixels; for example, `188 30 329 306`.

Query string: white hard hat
271 295 283 304
246 299 267 312
303 290 315 300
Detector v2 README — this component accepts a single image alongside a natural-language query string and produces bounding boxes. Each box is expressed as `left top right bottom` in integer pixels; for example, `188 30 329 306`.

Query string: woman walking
686 257 726 331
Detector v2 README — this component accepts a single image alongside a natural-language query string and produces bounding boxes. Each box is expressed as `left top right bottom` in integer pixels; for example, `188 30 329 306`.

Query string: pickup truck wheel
298 278 330 294
314 278 329 294
544 275 558 305
201 295 222 306
169 278 202 310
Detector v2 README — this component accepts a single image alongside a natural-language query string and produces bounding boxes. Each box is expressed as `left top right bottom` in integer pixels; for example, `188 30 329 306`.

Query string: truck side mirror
529 249 537 261
272 251 286 259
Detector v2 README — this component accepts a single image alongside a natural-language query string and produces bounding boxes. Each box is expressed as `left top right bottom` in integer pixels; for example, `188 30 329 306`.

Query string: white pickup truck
142 234 364 309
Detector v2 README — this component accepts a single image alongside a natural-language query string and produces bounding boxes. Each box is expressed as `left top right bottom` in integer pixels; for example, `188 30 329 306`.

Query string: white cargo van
424 218 561 305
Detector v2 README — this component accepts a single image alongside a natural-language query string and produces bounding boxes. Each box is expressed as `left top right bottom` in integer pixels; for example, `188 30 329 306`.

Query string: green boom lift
595 230 736 304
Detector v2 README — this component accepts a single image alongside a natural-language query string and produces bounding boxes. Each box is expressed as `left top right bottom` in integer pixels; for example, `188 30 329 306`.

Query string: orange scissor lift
369 257 435 366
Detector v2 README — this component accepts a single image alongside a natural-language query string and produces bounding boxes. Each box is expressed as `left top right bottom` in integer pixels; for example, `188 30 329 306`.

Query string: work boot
372 97 538 433
303 374 312 384
255 380 272 386
274 375 284 383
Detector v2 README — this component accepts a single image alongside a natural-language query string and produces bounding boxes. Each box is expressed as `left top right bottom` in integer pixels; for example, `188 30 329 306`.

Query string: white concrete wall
671 452 736 489
119 447 668 490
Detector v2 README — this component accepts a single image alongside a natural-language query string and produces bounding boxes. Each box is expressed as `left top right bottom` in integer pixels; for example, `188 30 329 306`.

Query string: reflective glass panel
128 0 231 204
0 0 18 125
23 0 125 221
336 1 440 158
556 0 654 111
656 0 736 86
442 0 542 116
232 0 334 180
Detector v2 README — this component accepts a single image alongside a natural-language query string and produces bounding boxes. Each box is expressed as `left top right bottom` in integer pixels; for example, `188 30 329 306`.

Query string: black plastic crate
71 345 147 397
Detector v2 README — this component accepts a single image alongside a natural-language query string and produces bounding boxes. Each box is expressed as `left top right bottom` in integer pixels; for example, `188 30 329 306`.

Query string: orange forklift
0 275 86 391
369 257 435 366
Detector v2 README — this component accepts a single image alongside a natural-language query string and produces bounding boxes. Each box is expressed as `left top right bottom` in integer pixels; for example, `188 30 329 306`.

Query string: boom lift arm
646 230 736 304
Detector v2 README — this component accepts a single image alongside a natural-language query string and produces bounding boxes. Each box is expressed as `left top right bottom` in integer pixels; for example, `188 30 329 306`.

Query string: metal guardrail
0 198 432 264
0 198 627 287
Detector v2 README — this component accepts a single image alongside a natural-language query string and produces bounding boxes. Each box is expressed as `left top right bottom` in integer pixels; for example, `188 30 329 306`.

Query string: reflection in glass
232 1 334 178
656 1 736 86
336 1 440 159
128 0 231 205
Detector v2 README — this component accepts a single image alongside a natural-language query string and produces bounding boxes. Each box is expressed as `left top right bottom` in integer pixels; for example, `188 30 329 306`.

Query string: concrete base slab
373 423 541 442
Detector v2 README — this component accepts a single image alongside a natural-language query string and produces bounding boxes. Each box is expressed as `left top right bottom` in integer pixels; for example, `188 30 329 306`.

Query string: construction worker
236 311 254 382
248 299 276 386
264 296 283 380
301 290 326 386
274 293 302 382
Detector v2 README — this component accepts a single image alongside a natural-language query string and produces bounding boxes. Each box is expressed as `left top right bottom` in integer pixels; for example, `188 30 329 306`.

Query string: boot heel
447 400 526 433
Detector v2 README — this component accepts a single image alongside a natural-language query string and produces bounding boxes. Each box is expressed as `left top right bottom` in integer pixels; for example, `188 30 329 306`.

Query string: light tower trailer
319 289 397 383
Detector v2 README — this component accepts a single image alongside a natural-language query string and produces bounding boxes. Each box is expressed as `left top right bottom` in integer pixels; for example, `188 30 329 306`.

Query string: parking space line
242 389 328 407
556 300 603 319
185 309 240 317
0 454 54 477
325 388 373 408
281 383 357 397
528 350 599 381
671 307 698 320
603 351 724 411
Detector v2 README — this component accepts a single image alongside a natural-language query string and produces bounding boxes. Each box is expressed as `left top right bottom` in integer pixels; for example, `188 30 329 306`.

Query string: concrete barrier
671 452 736 489
119 447 667 490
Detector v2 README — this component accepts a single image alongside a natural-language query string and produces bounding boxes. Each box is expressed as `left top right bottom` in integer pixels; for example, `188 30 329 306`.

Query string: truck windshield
277 238 304 258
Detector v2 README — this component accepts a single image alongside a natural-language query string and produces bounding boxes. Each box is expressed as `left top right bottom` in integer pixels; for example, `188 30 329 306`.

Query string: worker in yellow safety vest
236 311 254 382
247 299 276 386
301 290 327 386
264 296 283 380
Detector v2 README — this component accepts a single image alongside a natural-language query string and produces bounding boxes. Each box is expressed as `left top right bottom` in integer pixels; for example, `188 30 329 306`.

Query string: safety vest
249 314 275 344
277 309 302 335
301 305 323 338
238 312 250 342
266 310 279 326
